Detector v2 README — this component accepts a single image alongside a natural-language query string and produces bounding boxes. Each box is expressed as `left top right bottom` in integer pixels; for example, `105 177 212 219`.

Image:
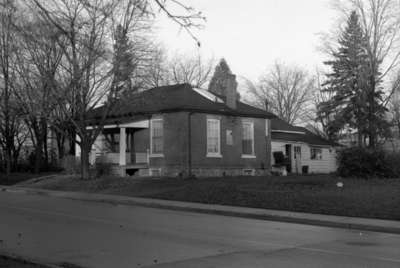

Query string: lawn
0 172 58 186
0 255 81 268
0 255 47 268
19 174 400 221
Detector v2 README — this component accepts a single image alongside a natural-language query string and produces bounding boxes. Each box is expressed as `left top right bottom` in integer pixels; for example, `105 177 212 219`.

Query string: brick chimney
225 74 237 110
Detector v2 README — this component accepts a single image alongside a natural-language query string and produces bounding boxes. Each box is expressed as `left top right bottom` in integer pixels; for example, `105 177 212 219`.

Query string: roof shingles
89 84 275 123
271 118 338 147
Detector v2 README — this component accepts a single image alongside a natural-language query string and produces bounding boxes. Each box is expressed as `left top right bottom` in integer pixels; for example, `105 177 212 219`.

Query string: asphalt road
0 191 399 268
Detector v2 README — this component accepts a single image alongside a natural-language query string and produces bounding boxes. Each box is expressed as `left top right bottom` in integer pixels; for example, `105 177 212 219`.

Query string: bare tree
152 0 205 46
169 52 214 88
0 0 21 174
247 62 315 125
30 0 204 179
12 16 64 173
140 48 215 89
140 45 169 89
28 0 146 179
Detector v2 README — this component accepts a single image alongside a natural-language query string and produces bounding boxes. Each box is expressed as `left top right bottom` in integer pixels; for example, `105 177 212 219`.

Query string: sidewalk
1 185 400 235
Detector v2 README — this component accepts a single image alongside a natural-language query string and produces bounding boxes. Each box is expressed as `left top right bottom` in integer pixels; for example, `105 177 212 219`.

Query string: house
81 76 275 177
271 118 338 174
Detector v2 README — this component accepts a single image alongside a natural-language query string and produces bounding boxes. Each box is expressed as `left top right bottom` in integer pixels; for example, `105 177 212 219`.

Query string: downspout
187 112 193 177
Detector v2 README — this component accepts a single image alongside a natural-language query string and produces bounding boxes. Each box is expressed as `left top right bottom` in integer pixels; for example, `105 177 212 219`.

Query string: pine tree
318 11 370 145
208 58 233 95
113 24 135 97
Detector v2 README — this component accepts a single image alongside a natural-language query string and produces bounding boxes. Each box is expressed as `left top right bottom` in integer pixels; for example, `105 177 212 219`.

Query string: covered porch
89 120 151 175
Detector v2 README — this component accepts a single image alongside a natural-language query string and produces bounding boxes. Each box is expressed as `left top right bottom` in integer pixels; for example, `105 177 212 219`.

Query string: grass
0 172 58 186
16 174 400 221
0 255 48 268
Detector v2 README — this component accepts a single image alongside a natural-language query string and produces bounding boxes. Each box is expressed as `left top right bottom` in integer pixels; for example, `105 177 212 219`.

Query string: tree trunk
68 128 76 155
80 141 91 180
357 128 363 147
368 75 376 149
42 120 49 168
31 121 44 174
34 138 43 174
56 132 65 160
12 144 21 171
5 147 11 175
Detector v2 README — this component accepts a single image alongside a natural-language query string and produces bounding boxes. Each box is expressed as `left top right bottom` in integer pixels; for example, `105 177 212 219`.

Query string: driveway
0 191 399 267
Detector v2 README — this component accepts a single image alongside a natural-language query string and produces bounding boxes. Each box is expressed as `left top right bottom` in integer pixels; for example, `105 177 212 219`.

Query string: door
294 146 302 174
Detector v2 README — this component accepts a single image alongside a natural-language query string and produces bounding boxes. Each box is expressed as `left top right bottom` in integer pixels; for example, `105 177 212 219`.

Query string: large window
207 118 221 157
310 147 322 160
151 119 163 155
242 121 254 156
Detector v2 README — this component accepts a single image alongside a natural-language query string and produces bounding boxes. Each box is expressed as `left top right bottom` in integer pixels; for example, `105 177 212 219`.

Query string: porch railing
94 150 149 165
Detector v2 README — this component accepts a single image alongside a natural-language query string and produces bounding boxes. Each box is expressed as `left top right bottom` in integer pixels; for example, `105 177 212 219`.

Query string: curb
1 186 400 235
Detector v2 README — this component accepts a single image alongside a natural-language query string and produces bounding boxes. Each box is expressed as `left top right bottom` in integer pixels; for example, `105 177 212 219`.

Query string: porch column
119 127 126 166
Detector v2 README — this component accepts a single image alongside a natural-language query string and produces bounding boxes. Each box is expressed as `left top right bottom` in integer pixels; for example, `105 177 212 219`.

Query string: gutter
271 130 306 134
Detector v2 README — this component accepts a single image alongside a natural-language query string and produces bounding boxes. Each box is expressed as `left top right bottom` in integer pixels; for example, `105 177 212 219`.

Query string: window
294 146 301 159
265 119 269 136
310 147 322 160
151 119 163 156
104 132 120 153
207 118 221 157
242 121 255 156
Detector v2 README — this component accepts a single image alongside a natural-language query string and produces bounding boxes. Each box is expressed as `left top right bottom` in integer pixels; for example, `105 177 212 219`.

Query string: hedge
337 147 400 178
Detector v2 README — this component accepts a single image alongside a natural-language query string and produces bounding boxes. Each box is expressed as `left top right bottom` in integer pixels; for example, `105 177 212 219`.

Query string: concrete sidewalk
1 185 399 235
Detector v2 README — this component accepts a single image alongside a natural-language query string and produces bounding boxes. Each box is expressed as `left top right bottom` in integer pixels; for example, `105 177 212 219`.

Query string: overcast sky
154 0 337 81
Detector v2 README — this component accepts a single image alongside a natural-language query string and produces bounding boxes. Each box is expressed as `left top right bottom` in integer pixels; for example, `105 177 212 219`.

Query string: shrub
337 147 400 178
95 162 113 177
384 152 400 178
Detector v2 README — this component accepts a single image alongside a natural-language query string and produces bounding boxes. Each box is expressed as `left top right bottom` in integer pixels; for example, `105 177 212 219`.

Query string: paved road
0 191 399 268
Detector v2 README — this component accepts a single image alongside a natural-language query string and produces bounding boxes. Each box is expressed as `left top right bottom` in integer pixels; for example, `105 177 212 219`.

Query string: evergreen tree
208 58 233 95
318 11 371 145
113 24 135 97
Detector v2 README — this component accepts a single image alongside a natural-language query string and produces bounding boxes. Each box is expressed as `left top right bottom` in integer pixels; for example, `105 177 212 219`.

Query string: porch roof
88 84 275 124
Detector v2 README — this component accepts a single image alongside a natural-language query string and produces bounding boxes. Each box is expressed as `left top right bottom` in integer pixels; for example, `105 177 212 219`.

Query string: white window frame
206 118 222 158
150 118 164 157
242 120 255 158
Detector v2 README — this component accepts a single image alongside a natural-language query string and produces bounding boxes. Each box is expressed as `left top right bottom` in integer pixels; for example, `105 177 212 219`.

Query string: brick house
81 76 275 177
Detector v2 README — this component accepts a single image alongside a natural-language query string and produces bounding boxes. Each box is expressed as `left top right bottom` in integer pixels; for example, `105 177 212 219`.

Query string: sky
153 0 337 81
